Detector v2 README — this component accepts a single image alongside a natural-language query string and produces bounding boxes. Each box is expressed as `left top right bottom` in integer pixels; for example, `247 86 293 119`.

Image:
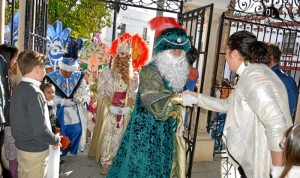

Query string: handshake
182 91 198 107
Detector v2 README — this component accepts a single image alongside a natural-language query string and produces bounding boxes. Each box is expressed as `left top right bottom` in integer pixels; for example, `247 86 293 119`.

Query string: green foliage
5 0 19 24
48 0 111 38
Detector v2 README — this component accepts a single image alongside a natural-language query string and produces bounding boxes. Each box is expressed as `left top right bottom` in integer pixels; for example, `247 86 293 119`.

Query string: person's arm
97 68 114 99
28 92 59 145
127 71 139 107
183 90 230 113
271 151 283 166
139 65 194 121
73 79 90 104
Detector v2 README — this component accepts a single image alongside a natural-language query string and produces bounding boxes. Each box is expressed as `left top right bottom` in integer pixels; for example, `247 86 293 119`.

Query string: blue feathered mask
46 20 71 66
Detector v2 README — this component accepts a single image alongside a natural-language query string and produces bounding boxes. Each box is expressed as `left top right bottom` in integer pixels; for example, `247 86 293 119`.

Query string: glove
109 106 130 115
271 165 284 178
121 107 130 115
61 99 75 106
109 106 119 115
182 93 198 107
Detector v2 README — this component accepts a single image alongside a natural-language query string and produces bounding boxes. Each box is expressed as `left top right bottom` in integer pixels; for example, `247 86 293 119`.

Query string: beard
155 50 189 92
112 53 133 84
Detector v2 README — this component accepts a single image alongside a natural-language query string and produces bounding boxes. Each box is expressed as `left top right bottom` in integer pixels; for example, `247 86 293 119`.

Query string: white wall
101 6 177 60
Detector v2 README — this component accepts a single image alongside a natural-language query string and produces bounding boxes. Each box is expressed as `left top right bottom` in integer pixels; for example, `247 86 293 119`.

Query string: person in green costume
106 16 198 178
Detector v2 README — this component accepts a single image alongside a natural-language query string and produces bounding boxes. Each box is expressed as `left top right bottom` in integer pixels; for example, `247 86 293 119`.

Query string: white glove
61 99 75 106
109 106 120 115
121 107 130 115
109 106 130 115
271 165 284 178
182 93 198 107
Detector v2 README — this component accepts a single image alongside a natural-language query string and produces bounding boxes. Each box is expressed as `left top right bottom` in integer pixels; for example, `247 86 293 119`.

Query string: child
41 83 59 133
10 51 61 177
272 124 300 178
41 82 70 166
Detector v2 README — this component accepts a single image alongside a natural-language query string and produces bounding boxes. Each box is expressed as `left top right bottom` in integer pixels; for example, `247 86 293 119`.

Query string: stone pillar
16 0 27 84
0 0 5 44
18 0 26 51
192 7 228 162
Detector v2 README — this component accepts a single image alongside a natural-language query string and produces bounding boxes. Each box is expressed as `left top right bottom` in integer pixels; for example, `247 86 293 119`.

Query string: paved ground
59 142 239 178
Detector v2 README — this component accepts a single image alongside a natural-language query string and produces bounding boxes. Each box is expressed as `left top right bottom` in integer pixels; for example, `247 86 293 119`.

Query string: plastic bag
46 134 60 178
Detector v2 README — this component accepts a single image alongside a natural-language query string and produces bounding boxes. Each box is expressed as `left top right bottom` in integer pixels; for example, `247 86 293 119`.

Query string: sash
112 92 126 128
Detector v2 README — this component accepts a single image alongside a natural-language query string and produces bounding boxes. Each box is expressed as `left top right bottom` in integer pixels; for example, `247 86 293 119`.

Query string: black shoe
60 160 66 165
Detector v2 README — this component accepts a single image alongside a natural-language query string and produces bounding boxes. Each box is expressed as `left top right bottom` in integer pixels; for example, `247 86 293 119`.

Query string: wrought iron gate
4 0 48 53
180 4 214 178
209 1 300 177
6 0 214 177
213 3 300 124
24 0 49 53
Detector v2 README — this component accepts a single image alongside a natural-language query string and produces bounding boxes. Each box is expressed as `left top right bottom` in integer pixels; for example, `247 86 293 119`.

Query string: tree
48 0 111 38
5 0 111 39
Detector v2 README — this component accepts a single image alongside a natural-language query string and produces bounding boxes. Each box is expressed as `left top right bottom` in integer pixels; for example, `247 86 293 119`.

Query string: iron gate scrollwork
214 7 300 122
210 2 300 177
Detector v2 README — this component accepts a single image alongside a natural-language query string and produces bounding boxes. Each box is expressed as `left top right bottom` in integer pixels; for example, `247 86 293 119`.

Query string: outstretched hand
182 91 198 107
183 90 198 98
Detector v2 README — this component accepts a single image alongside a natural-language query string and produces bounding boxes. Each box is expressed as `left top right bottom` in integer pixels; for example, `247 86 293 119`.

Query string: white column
16 0 27 84
193 8 227 162
17 0 26 51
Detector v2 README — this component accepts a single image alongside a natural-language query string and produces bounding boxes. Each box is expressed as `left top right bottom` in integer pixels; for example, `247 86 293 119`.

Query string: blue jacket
272 64 298 121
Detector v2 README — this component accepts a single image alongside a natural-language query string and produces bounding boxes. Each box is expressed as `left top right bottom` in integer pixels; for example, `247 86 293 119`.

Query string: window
142 27 147 40
282 32 297 54
120 24 126 35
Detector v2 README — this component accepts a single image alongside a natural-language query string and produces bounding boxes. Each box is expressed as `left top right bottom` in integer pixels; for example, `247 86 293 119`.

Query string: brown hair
41 82 54 92
280 124 300 178
0 44 18 67
266 43 282 64
227 31 270 65
17 51 49 75
111 53 133 85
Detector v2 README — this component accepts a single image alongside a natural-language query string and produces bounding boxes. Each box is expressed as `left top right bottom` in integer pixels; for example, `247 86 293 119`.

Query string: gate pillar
193 7 228 162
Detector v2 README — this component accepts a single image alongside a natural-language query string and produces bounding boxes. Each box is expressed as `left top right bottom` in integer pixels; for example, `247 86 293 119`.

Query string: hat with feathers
58 37 84 72
149 16 190 53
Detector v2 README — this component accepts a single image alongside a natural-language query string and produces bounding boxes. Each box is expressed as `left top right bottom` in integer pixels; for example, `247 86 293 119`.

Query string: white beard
155 50 189 92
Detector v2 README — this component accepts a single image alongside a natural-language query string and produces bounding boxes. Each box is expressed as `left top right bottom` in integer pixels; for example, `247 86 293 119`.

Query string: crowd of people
0 16 299 178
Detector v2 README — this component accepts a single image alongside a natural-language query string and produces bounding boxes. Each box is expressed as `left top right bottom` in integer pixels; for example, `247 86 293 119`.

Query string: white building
101 6 177 59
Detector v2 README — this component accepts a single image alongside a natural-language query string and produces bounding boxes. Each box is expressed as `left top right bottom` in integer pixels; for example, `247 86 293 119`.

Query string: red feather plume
110 33 149 70
131 34 149 70
148 16 182 37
